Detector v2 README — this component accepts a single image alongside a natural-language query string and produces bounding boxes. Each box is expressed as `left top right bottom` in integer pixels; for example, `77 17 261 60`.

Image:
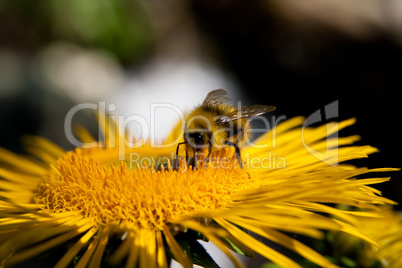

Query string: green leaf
74 255 81 265
197 231 209 242
223 237 254 258
370 259 384 268
174 231 219 268
189 240 220 268
340 256 358 268
261 263 282 268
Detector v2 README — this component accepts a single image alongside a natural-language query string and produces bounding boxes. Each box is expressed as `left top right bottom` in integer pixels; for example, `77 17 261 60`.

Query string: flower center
35 148 253 230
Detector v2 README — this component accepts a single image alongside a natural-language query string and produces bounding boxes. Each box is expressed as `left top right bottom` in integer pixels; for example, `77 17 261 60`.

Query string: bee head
184 131 211 149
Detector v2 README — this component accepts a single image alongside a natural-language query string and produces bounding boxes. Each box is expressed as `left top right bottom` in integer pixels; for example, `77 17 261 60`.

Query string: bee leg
224 141 243 169
206 141 213 167
175 142 187 170
193 147 198 170
185 145 189 165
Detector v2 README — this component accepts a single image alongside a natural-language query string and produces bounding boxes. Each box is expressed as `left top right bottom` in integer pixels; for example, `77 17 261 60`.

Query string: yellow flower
329 206 402 267
0 115 397 268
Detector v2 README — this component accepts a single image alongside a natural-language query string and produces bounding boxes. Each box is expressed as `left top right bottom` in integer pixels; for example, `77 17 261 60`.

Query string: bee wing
216 105 276 124
202 89 231 106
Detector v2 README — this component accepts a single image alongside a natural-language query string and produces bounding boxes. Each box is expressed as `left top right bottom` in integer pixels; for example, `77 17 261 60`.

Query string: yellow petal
76 235 100 268
139 230 157 268
125 232 140 268
0 148 48 175
180 219 244 268
109 231 135 265
215 218 302 268
229 218 338 268
88 225 111 268
163 226 192 268
5 224 92 267
22 135 65 159
156 230 168 268
55 227 98 268
74 125 97 144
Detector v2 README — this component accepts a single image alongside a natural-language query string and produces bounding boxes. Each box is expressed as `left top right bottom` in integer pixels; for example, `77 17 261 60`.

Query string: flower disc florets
35 148 254 230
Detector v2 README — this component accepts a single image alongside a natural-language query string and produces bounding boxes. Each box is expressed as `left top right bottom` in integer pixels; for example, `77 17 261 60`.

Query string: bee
176 89 275 169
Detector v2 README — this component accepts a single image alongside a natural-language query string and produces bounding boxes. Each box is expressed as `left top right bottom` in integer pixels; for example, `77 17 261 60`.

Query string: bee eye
189 132 204 145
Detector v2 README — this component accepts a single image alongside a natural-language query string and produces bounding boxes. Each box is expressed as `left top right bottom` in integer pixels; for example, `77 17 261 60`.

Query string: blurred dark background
0 0 401 211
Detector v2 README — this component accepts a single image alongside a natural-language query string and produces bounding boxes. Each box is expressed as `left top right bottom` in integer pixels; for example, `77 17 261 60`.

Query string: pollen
35 148 253 231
